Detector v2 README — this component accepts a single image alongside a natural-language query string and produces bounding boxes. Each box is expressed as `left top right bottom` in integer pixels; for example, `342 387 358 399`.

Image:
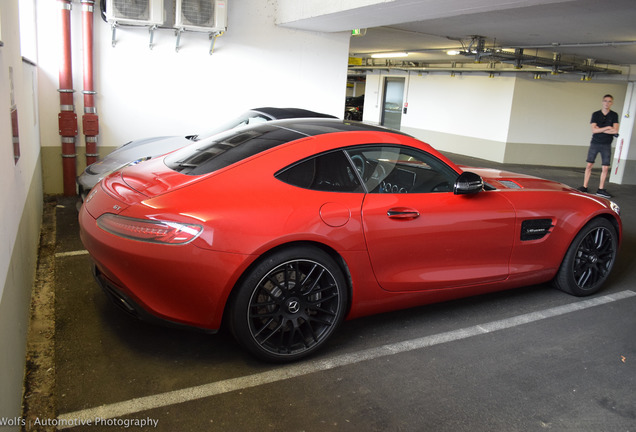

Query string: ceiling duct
455 50 622 76
351 35 624 78
348 59 623 79
457 36 622 76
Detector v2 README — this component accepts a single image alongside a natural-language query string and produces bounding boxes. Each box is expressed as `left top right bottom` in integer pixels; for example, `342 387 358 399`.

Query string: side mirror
454 171 484 195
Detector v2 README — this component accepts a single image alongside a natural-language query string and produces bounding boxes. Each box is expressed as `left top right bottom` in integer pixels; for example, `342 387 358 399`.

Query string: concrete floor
24 156 636 432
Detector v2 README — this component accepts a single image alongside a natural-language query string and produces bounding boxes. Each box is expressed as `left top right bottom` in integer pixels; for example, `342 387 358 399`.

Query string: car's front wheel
554 218 618 296
229 246 348 362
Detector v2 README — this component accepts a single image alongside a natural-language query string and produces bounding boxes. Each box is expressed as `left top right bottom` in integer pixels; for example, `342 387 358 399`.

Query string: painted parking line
55 250 89 258
56 290 636 429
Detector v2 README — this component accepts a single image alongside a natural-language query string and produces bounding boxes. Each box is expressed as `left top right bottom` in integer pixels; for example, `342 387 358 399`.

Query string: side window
276 151 364 193
345 146 458 193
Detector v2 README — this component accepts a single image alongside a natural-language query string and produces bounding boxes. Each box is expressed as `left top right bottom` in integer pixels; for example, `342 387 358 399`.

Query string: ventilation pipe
58 0 78 196
81 0 99 166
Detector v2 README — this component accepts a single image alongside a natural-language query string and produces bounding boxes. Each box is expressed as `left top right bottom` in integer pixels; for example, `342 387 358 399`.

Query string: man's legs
597 142 613 197
583 162 594 188
599 165 610 189
582 144 613 197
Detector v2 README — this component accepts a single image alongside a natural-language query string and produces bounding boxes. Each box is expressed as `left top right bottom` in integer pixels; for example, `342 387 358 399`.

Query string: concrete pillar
610 81 636 185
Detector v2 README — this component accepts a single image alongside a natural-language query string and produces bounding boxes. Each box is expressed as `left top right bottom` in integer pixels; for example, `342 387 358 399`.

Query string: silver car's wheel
229 246 347 362
554 218 618 296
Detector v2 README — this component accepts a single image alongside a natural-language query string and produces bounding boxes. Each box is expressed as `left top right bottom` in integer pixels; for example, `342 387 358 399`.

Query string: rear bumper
79 203 251 331
92 263 218 334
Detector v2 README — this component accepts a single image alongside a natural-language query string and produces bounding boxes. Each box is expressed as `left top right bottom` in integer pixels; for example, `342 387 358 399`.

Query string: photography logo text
1 416 159 428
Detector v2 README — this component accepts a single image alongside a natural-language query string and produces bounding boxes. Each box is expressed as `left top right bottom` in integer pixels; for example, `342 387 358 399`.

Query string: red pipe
58 0 78 196
82 0 99 166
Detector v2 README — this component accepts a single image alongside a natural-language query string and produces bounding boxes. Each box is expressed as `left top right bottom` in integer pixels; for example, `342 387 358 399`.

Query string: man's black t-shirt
590 109 619 145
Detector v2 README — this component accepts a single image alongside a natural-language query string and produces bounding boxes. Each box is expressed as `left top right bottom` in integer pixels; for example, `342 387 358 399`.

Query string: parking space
26 159 636 431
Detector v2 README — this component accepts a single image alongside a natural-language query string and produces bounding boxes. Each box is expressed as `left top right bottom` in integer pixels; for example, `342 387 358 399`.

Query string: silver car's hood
78 135 191 191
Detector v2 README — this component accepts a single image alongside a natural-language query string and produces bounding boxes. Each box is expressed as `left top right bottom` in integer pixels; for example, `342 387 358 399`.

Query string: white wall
402 72 515 143
0 0 43 425
346 80 364 97
503 77 627 167
362 70 632 181
364 70 515 162
36 0 352 193
508 77 626 145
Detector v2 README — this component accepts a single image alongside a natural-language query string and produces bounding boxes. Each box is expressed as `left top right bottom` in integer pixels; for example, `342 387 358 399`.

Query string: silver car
77 107 336 200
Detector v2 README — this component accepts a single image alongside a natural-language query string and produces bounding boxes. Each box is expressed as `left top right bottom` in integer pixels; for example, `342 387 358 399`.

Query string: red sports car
79 119 622 362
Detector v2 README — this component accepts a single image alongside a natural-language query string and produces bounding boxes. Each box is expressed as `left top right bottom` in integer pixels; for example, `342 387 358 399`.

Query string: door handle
387 207 420 219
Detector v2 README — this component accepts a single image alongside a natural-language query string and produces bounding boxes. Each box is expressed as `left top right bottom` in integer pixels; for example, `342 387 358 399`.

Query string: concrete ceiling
280 0 636 74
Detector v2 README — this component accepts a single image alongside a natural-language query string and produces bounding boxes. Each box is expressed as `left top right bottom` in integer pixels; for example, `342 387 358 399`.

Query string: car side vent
499 180 521 189
521 219 554 241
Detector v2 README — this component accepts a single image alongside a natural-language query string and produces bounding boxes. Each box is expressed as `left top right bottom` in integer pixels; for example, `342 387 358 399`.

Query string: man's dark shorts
586 142 612 166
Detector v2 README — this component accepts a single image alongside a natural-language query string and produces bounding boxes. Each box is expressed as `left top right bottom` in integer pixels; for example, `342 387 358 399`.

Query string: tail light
97 214 202 244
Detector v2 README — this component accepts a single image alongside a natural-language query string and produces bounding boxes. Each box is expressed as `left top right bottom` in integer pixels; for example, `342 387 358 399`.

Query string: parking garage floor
23 155 636 432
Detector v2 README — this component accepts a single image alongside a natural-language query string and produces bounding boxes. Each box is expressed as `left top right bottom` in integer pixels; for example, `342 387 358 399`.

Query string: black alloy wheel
229 246 347 362
554 218 618 296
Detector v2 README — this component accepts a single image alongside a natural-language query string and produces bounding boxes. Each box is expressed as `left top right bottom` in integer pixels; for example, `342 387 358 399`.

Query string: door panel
362 192 516 292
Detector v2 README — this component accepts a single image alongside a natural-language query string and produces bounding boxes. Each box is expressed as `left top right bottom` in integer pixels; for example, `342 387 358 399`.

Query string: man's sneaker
578 186 588 193
596 189 613 198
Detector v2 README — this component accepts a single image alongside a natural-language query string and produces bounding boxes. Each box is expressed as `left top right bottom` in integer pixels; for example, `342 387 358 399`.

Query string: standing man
579 94 619 198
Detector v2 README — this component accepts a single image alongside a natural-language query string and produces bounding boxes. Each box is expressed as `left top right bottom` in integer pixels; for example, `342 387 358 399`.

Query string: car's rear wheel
554 218 618 296
229 246 348 362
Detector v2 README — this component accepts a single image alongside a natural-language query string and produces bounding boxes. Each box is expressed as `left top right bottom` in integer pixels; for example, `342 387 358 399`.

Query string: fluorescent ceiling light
447 50 461 55
371 52 408 58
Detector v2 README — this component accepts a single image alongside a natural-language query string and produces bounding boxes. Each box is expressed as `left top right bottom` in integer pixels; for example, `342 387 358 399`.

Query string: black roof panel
265 118 407 137
251 107 337 120
165 119 408 176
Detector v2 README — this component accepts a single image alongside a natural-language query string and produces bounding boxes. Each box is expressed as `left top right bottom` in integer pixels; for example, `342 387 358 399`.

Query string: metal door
381 77 405 130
